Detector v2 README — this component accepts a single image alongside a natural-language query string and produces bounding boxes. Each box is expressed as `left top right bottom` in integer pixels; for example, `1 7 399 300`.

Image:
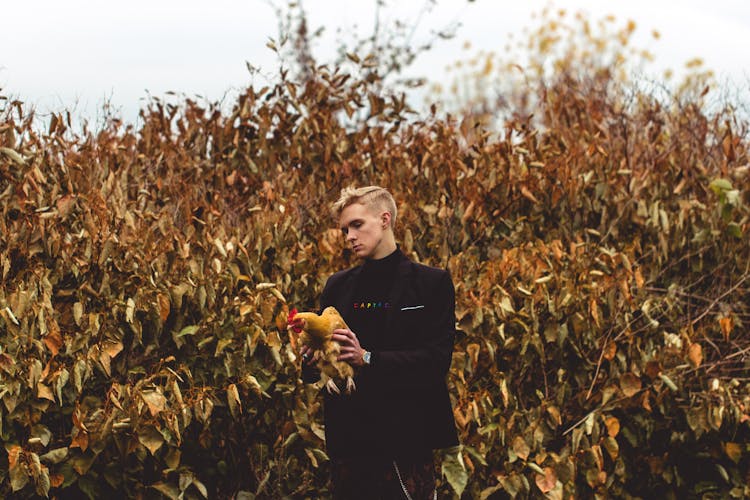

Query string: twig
721 344 750 362
642 286 713 303
650 243 715 282
585 334 614 401
586 268 749 401
562 393 640 437
587 314 657 401
562 407 600 437
703 350 750 375
690 272 750 327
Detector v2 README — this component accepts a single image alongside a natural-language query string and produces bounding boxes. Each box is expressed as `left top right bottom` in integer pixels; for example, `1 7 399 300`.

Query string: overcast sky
2 0 749 125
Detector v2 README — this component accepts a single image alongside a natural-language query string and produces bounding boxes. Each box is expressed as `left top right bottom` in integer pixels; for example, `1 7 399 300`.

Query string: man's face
339 203 388 259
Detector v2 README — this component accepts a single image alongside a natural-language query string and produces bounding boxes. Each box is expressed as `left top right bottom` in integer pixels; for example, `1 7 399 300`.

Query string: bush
1 9 748 499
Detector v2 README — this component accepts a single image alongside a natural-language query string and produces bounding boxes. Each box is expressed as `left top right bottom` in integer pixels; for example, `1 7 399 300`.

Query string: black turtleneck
349 247 401 351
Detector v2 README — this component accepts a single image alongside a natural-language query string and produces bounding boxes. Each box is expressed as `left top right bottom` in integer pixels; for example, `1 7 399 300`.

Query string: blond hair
331 186 397 229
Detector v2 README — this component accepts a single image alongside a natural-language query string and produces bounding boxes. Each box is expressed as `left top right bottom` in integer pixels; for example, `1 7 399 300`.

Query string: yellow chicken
287 306 355 394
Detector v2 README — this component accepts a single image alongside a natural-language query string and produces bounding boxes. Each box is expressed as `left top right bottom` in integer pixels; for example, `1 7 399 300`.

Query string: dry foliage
1 9 749 500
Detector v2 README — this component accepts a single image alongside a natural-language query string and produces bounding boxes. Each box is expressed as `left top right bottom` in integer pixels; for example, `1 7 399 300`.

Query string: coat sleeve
370 271 456 379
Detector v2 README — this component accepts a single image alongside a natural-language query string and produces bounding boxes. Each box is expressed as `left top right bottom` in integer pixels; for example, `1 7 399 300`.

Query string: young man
300 186 459 499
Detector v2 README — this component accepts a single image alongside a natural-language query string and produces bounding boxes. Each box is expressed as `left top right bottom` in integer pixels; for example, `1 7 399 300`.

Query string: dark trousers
330 451 436 500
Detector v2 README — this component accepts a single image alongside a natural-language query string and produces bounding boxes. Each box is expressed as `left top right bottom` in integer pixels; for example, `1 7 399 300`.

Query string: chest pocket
391 304 429 347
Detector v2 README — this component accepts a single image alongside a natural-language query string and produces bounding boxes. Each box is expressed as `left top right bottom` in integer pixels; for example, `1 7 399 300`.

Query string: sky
1 0 749 126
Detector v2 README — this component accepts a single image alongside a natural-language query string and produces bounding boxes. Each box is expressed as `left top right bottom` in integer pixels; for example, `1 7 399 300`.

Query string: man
300 186 459 499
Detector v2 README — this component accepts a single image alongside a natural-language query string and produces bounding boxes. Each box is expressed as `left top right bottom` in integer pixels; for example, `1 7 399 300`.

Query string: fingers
332 329 360 347
299 345 316 365
332 328 355 338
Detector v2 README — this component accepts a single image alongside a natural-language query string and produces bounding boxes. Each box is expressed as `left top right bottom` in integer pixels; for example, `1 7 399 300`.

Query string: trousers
330 451 436 500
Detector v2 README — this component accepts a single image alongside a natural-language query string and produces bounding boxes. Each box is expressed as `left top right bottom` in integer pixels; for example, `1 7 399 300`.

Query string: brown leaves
718 315 733 342
466 343 480 371
724 442 742 463
0 146 25 165
687 342 703 368
534 467 558 495
619 373 642 398
43 331 63 357
70 409 90 451
157 293 171 322
0 352 15 373
602 341 617 361
0 9 748 498
141 389 168 417
589 298 601 328
441 447 468 497
520 185 540 204
55 194 76 219
138 426 165 455
512 435 531 461
604 416 620 438
7 445 28 492
10 448 52 497
226 383 242 418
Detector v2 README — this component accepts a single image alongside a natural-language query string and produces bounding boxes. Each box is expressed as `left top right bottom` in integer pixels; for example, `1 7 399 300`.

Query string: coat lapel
384 254 414 337
334 266 362 322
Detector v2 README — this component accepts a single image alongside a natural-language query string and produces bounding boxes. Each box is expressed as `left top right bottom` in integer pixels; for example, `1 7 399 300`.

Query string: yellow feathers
288 307 355 394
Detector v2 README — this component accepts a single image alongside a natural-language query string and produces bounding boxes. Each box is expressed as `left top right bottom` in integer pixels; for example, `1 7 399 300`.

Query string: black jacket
305 251 459 459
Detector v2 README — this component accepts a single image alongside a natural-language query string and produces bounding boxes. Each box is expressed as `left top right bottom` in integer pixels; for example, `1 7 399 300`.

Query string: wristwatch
362 350 372 365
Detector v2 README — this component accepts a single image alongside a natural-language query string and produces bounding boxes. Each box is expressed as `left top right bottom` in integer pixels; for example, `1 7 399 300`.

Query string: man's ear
381 211 391 229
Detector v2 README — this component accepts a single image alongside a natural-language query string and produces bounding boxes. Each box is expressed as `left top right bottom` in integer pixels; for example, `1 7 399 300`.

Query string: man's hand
333 328 366 368
299 345 318 366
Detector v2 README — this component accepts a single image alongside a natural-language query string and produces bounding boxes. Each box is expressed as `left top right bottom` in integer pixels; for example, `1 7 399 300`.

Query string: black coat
304 251 459 459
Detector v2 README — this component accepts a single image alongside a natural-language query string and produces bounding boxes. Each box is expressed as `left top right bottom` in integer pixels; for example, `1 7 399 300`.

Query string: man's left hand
333 329 366 367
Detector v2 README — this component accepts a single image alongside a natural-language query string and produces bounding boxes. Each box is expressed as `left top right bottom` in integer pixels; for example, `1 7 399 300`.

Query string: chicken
287 306 355 394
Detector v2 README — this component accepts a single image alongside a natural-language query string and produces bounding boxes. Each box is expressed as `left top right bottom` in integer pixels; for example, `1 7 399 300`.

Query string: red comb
287 308 303 333
287 308 298 324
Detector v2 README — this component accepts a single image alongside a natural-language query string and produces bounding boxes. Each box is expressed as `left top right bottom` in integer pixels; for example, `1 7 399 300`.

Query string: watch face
363 351 371 364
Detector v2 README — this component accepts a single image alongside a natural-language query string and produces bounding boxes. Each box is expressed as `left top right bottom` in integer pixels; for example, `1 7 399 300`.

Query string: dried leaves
1 7 749 499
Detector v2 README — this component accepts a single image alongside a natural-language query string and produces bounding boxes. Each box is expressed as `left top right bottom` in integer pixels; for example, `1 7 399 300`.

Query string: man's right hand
300 345 317 366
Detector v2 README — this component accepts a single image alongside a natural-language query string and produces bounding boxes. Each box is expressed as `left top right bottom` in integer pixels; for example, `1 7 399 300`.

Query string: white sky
1 0 749 125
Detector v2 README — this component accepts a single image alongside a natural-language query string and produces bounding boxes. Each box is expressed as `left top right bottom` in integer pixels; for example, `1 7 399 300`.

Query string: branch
690 270 750 327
